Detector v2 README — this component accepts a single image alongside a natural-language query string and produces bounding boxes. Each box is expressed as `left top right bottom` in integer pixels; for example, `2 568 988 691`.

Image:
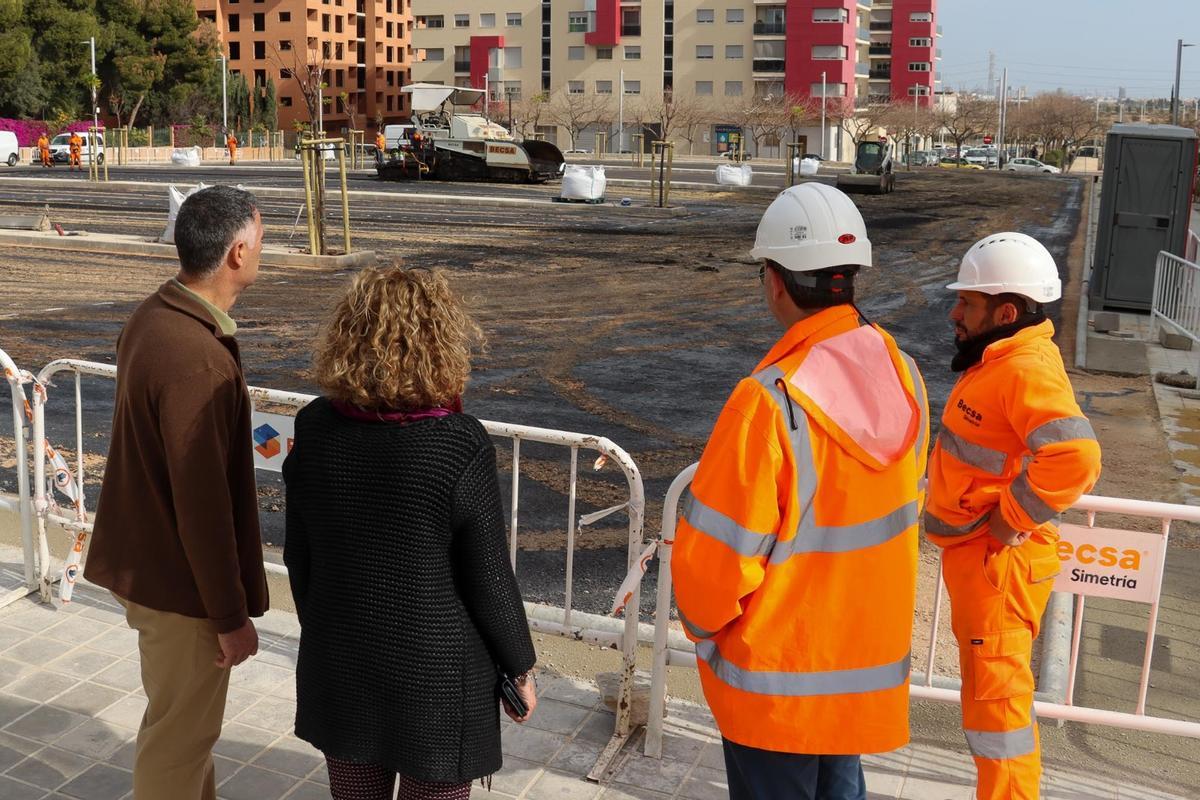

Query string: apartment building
193 0 413 133
411 0 940 154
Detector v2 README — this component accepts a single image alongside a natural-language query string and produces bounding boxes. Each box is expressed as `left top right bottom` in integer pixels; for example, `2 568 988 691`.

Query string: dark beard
951 311 1047 372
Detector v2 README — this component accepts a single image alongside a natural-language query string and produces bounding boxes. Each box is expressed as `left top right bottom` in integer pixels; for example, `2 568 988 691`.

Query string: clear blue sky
936 0 1200 100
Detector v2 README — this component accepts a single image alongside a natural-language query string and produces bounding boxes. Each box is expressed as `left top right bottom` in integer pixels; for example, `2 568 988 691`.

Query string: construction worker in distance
38 133 52 168
227 131 238 166
926 232 1102 800
672 182 929 800
375 129 387 162
68 131 83 172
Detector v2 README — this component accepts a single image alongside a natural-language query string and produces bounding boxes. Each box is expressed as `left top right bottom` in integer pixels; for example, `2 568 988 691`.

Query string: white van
0 132 18 167
49 131 105 164
382 124 415 150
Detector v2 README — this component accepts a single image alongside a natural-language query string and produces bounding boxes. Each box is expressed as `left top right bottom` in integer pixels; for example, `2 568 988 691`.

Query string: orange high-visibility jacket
69 134 82 152
672 305 929 755
926 320 1101 546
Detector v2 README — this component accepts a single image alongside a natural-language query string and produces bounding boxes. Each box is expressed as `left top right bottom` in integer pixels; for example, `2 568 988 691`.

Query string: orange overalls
926 320 1101 799
227 134 238 165
376 132 386 153
69 134 82 171
673 305 929 755
38 135 51 167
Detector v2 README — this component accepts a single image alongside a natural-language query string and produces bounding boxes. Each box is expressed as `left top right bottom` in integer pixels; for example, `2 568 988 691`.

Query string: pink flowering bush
0 119 98 146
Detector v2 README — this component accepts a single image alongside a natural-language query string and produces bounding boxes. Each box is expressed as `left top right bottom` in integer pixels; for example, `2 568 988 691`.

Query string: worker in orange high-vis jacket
37 133 52 167
227 132 238 165
376 130 387 159
926 232 1101 800
672 182 929 800
68 131 83 171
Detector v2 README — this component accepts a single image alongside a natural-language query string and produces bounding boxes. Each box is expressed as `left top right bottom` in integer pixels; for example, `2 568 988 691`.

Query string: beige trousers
119 596 230 800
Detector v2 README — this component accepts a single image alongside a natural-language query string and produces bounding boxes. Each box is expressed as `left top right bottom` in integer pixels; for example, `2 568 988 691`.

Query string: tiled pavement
0 562 1190 800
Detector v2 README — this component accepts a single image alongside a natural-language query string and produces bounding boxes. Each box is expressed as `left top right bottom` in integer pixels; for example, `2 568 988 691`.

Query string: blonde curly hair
314 265 484 411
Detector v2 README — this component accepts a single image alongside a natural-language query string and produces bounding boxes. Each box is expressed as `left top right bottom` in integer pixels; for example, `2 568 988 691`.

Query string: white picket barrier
641 463 1200 758
31 358 646 780
0 347 36 611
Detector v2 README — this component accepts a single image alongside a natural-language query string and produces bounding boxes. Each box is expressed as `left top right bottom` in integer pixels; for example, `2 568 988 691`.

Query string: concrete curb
0 229 376 270
0 176 689 217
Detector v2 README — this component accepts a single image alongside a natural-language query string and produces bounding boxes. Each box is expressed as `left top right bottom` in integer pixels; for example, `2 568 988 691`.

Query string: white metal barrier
642 464 1200 758
0 347 35 611
30 358 646 780
1151 249 1200 349
1186 228 1199 264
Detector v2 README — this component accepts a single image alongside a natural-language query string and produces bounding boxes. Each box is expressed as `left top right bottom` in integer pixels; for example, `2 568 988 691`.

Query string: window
480 13 495 28
322 13 330 31
909 11 932 22
503 47 522 68
335 69 344 87
416 15 444 28
279 11 290 22
568 81 585 94
335 42 343 59
725 45 743 59
596 80 613 94
568 46 585 60
909 37 932 47
279 40 292 51
504 81 522 100
811 81 845 97
254 41 266 59
624 45 641 60
335 15 343 33
280 69 289 80
252 12 264 30
322 41 331 58
696 45 714 60
813 8 848 23
507 12 522 27
424 48 445 61
624 80 641 95
697 9 714 23
568 12 588 33
907 86 930 96
621 7 640 35
280 96 293 107
228 13 240 31
387 21 393 36
909 62 930 72
695 81 713 95
387 45 394 61
228 41 241 60
597 47 613 60
812 45 846 59
726 8 744 23
725 81 743 96
455 14 469 27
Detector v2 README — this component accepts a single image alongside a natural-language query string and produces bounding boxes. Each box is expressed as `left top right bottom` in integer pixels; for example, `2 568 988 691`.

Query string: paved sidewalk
0 564 1188 800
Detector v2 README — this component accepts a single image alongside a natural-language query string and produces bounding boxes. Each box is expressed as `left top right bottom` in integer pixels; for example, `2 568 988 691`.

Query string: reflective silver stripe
899 351 928 466
678 610 718 640
964 722 1037 760
682 492 775 559
938 429 1008 476
1010 472 1058 524
769 500 918 560
1027 416 1096 451
696 640 911 697
924 509 988 537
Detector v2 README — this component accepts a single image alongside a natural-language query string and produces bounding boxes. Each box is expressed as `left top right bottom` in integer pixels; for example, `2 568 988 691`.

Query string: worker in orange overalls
926 232 1102 800
68 131 83 171
375 130 387 159
672 183 929 799
227 132 238 165
37 133 52 167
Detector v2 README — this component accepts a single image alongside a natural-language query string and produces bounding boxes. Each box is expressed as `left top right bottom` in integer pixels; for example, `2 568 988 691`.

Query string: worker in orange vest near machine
376 129 387 158
672 182 929 800
37 133 52 167
926 232 1102 800
68 131 83 171
227 131 238 165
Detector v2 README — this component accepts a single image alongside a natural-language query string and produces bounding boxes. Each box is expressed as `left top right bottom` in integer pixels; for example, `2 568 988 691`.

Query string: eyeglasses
758 264 766 284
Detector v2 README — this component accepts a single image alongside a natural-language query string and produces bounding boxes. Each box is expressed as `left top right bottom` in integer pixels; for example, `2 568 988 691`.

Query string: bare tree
781 93 821 151
635 90 710 148
674 95 713 156
727 94 790 158
547 89 614 150
841 101 900 149
935 95 996 163
274 43 330 133
1021 92 1103 172
510 92 550 140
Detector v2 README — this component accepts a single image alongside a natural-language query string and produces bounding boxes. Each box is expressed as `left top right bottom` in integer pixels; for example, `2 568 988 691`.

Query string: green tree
259 78 278 130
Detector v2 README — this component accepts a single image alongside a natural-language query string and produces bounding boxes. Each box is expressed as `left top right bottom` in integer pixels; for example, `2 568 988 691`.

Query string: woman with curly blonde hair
282 265 537 800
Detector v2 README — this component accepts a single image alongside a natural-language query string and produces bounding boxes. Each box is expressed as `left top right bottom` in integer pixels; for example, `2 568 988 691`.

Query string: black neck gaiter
951 312 1046 373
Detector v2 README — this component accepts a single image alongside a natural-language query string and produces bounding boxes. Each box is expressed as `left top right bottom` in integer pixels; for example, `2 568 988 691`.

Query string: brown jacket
86 281 268 632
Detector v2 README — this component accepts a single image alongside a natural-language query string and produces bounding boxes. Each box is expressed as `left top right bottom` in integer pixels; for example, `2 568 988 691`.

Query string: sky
936 0 1200 100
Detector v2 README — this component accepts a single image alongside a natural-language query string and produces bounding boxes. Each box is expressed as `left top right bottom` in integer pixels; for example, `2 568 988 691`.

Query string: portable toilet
1089 124 1198 311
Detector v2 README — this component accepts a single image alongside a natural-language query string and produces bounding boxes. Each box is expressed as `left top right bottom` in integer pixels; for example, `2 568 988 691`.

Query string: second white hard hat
947 232 1062 304
749 183 872 273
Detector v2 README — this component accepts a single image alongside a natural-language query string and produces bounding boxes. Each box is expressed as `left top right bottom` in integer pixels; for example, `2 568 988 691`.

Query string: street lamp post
1173 39 1194 126
216 54 228 133
820 71 827 160
80 37 99 159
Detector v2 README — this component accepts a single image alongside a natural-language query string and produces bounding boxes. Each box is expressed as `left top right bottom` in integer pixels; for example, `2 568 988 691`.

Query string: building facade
193 0 413 133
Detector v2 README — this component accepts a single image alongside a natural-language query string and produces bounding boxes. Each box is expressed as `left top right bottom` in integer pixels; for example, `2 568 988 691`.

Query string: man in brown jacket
86 185 268 800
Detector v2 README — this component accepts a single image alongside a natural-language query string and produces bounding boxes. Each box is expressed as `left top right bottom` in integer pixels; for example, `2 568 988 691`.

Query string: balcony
869 44 891 56
869 68 891 80
857 27 870 41
752 58 786 73
855 62 870 76
937 24 943 36
453 60 470 73
753 21 786 35
869 21 891 31
621 25 641 36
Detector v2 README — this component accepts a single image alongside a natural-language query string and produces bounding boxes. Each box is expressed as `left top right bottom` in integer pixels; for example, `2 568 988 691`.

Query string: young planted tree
510 92 550 140
547 88 613 150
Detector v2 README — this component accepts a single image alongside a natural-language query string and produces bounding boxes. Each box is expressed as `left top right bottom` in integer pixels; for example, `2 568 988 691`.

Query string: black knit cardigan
282 398 537 783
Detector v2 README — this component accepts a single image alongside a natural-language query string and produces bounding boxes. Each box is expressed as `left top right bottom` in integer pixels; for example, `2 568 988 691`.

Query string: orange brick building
193 0 413 134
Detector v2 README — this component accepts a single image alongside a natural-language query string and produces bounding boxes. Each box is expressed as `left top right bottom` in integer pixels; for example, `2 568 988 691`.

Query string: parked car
719 150 752 160
963 147 998 168
0 131 18 166
1005 157 1061 175
563 148 591 154
938 157 984 171
49 131 104 164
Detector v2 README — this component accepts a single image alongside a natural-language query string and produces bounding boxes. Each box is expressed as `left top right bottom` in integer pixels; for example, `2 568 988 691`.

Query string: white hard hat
947 232 1062 304
749 183 872 272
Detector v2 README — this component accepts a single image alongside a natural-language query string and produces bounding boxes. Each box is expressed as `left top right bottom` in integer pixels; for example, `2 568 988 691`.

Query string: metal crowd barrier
0 347 35 611
1151 249 1200 351
642 464 1200 758
27 358 646 780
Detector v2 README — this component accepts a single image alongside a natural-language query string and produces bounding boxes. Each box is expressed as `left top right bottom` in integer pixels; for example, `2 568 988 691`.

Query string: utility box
1090 124 1198 311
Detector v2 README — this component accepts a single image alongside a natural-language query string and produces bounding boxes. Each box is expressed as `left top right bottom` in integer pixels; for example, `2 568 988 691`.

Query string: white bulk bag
170 146 202 167
560 165 607 201
799 158 819 177
160 183 207 244
716 163 754 186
